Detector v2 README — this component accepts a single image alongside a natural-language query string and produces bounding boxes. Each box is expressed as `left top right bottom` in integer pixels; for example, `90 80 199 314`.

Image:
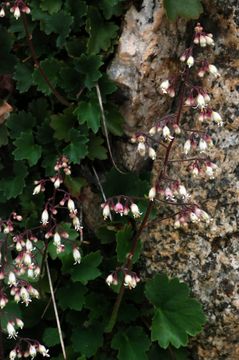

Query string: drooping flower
73 247 81 265
41 209 49 226
130 203 142 218
148 187 156 201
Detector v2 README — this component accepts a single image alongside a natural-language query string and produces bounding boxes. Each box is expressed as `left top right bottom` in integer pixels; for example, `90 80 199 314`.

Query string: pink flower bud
114 202 124 215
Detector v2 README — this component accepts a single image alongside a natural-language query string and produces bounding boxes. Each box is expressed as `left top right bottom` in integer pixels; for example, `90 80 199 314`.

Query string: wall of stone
108 1 239 359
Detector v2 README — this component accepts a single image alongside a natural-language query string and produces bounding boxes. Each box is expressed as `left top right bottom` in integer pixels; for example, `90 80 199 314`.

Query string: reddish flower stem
22 14 71 107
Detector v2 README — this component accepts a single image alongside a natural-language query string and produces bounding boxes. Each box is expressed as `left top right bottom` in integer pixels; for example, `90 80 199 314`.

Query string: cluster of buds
194 23 215 47
10 283 39 306
198 61 220 78
54 155 71 175
9 342 50 359
0 212 22 234
174 206 211 228
148 182 191 203
33 156 71 195
149 113 180 140
185 91 211 110
106 270 140 290
12 235 41 279
6 319 24 339
131 134 156 160
188 160 218 179
180 48 194 68
183 134 213 155
0 1 30 19
197 108 223 126
101 197 142 220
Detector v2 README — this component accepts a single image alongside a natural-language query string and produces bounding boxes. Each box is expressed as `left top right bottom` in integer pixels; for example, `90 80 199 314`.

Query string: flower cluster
148 181 191 202
9 342 50 359
101 196 142 220
32 157 83 264
6 319 24 339
0 1 30 19
106 270 140 290
130 23 219 230
174 206 211 228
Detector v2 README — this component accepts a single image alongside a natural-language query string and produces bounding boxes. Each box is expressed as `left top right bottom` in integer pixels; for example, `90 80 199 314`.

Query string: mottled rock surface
108 0 239 359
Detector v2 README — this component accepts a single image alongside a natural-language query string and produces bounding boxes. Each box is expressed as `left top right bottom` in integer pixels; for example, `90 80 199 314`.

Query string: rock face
108 1 239 359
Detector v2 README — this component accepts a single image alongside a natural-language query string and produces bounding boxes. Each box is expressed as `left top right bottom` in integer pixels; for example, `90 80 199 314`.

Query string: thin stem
105 202 153 333
22 14 71 107
46 261 67 360
96 84 125 174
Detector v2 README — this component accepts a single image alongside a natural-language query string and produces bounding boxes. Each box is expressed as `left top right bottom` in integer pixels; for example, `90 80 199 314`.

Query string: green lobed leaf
163 0 203 21
66 0 87 30
85 292 111 324
40 0 63 14
0 27 16 74
63 129 89 164
57 282 87 311
71 323 104 357
149 344 189 360
7 111 36 138
13 62 33 93
145 274 206 348
86 7 118 54
99 0 124 19
74 100 101 134
13 131 42 166
70 251 102 284
87 135 107 161
44 11 73 47
43 327 62 347
75 54 103 89
33 58 60 95
64 176 87 197
50 108 75 141
0 161 28 200
112 326 150 360
116 225 142 264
